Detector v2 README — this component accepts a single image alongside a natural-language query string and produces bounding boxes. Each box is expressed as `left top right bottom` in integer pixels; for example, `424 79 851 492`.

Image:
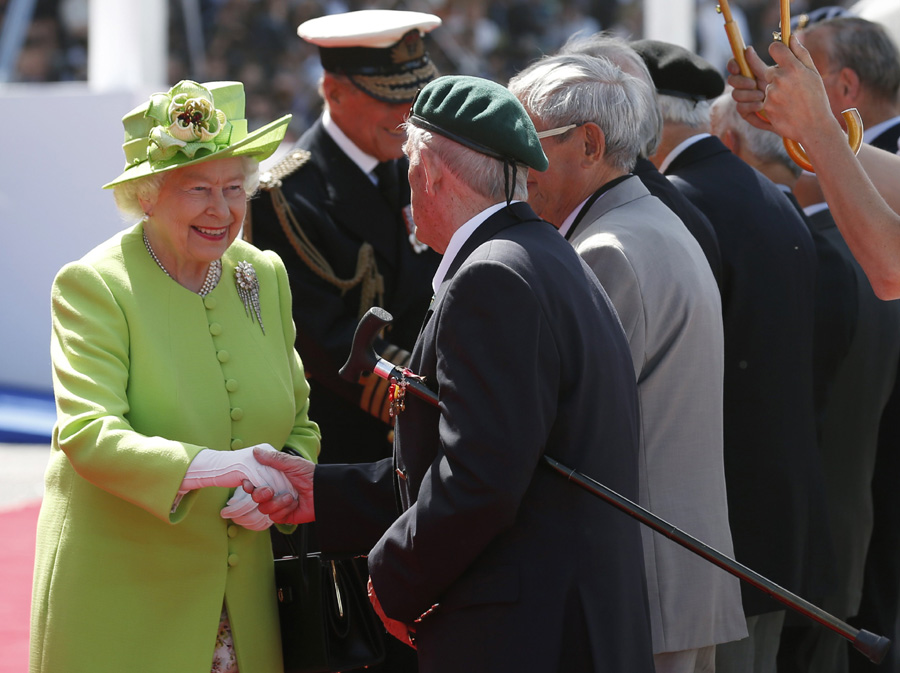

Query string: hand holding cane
342 307 892 665
717 0 863 172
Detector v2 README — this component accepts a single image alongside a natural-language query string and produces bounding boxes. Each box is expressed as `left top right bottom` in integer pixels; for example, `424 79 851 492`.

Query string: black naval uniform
248 119 441 467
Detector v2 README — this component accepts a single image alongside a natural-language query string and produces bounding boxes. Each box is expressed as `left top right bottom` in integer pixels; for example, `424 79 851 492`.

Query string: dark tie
374 160 400 212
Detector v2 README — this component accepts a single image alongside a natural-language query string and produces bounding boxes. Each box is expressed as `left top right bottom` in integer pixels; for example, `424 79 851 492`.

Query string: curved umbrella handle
782 108 864 173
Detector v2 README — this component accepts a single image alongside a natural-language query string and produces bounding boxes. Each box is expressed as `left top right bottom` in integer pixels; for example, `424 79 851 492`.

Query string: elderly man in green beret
244 74 655 673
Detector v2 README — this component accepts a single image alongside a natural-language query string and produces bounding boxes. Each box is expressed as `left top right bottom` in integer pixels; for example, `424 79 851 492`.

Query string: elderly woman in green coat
29 81 321 673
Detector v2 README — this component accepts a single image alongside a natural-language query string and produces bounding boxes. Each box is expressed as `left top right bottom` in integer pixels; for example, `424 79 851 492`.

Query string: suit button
228 553 239 567
217 350 230 363
231 439 244 450
204 297 217 310
228 525 239 538
739 360 748 370
230 408 244 421
225 379 239 392
209 323 223 336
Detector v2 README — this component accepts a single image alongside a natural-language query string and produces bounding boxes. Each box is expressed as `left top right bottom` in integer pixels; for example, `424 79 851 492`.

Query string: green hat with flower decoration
102 80 291 189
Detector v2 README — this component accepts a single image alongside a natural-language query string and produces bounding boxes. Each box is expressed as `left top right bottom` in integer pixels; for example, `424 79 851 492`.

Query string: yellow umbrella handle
783 108 864 172
717 0 865 172
718 0 753 78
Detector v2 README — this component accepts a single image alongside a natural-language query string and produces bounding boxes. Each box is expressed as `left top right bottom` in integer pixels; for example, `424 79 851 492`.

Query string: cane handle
782 108 864 173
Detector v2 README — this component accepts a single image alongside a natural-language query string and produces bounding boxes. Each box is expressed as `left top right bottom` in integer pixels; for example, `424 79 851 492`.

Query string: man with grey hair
244 74 656 673
509 52 746 673
712 87 898 673
560 34 723 288
633 39 832 673
798 16 900 153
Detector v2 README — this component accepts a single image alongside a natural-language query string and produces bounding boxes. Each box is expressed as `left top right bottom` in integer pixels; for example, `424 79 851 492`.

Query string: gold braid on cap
248 149 384 318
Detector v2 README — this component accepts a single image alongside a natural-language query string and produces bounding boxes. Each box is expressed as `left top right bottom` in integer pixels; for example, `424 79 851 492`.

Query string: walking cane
716 0 863 172
340 306 892 665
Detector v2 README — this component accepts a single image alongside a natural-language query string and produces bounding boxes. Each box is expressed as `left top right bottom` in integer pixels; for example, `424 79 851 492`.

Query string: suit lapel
569 176 648 240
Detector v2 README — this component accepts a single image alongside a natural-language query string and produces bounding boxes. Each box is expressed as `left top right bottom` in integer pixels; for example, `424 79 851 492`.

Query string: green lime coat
30 224 320 673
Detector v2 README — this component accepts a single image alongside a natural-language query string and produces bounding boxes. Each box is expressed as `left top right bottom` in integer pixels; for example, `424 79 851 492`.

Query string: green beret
631 39 725 102
408 75 548 171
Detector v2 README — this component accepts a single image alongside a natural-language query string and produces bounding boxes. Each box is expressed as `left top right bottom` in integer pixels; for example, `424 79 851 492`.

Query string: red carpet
0 501 40 673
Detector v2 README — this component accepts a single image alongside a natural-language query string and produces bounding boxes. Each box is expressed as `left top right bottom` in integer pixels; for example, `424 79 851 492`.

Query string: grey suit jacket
568 176 747 652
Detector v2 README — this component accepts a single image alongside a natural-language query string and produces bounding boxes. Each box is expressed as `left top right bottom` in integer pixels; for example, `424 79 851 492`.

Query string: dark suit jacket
633 157 724 289
782 190 857 438
249 120 440 464
340 202 654 673
849 119 900 673
665 136 832 616
805 207 900 618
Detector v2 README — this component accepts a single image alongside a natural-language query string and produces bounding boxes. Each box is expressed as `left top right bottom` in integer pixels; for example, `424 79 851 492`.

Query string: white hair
403 123 529 202
112 156 260 222
508 52 650 173
657 93 712 129
711 89 801 178
559 33 664 158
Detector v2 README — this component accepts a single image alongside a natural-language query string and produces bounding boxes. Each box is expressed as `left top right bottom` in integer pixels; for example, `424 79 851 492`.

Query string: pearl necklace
143 231 222 296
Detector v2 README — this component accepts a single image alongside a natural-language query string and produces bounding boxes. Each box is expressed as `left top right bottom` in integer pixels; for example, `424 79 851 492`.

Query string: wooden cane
717 0 863 172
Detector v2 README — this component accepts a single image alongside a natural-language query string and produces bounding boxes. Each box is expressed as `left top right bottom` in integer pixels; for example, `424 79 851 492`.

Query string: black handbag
272 524 386 673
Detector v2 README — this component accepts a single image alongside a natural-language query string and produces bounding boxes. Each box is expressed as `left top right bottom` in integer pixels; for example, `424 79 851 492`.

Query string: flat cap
408 75 548 171
298 9 441 103
631 39 725 101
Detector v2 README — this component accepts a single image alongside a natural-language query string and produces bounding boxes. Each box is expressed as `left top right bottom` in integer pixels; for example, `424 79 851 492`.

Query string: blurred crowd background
3 0 855 143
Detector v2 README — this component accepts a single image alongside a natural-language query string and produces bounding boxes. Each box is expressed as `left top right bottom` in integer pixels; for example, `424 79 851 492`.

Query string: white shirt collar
803 202 830 217
658 133 711 174
864 115 900 145
322 109 379 179
557 195 592 239
432 202 512 294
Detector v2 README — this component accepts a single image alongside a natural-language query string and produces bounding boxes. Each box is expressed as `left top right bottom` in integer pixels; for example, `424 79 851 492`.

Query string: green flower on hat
103 79 292 189
145 82 231 163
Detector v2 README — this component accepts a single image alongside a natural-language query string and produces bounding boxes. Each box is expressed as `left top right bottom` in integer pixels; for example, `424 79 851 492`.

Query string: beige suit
569 176 746 654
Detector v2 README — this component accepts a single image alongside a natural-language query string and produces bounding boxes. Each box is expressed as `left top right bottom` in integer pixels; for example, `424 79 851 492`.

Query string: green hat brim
102 113 292 189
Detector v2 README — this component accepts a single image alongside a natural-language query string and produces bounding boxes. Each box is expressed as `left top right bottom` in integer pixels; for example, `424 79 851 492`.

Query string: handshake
179 444 316 531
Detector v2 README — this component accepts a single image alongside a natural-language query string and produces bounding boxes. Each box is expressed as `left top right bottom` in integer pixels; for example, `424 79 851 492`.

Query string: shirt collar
658 133 711 174
804 202 830 217
322 109 379 178
558 196 591 239
432 202 512 294
864 115 900 145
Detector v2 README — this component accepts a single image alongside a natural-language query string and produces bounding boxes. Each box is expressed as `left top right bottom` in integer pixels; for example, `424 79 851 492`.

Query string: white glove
178 444 299 495
220 487 273 531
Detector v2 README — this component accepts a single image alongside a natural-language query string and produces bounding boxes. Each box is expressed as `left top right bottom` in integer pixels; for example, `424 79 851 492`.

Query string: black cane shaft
543 457 890 664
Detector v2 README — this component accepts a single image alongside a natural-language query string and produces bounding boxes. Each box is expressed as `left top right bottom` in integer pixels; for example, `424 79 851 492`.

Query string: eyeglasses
536 121 589 139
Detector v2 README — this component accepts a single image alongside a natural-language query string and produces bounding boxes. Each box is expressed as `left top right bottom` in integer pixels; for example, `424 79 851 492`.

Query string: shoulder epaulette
259 149 312 190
